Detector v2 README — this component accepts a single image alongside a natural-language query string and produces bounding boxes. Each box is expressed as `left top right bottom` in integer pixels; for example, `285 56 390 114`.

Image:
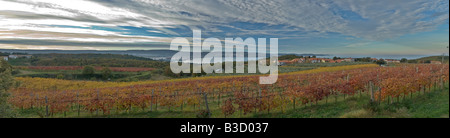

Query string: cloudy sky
0 0 448 56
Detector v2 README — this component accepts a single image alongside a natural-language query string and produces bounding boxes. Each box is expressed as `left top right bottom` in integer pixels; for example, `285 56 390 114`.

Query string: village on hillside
0 54 33 61
277 56 403 66
1 52 34 61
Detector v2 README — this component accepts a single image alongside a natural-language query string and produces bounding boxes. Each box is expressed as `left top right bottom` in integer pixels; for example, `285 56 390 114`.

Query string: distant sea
0 49 439 61
318 55 436 60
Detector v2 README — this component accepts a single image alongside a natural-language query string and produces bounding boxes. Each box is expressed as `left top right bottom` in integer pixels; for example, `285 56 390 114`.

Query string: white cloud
0 0 77 17
0 0 448 49
12 0 145 19
344 42 371 48
93 0 448 40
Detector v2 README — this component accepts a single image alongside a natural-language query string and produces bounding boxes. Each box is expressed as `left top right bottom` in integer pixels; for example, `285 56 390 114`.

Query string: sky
0 0 449 56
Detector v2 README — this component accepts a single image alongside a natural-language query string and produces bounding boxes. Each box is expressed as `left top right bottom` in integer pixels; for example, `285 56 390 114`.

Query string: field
8 63 449 118
11 66 162 82
7 54 169 82
8 53 168 68
15 66 155 72
9 54 373 81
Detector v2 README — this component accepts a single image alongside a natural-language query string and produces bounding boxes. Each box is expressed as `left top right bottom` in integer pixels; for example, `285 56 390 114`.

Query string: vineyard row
8 64 449 117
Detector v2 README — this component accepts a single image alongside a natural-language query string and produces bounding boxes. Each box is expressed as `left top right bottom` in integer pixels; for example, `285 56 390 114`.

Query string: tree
361 57 372 62
376 59 386 65
0 59 16 117
400 58 408 63
151 69 164 74
101 67 112 80
278 55 302 60
82 66 95 77
0 52 8 56
56 74 65 79
164 65 180 78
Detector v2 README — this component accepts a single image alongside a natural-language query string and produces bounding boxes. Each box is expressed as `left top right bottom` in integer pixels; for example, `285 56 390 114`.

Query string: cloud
95 0 448 40
0 0 448 50
344 42 371 48
0 39 169 48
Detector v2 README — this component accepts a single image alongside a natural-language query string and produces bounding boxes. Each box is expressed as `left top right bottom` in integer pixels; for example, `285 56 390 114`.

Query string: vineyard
14 66 155 72
8 64 449 118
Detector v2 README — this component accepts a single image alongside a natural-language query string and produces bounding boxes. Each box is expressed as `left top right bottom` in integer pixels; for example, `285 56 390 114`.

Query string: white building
343 58 355 62
8 55 32 59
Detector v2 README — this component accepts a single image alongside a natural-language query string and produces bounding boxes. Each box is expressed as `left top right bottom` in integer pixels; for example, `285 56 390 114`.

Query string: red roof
278 60 292 63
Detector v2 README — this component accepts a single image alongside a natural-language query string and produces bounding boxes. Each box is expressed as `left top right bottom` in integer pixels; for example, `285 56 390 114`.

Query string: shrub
82 66 95 76
0 60 17 117
101 67 112 80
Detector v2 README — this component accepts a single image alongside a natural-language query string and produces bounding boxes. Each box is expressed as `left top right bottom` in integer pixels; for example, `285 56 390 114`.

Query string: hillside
409 56 449 64
7 53 169 68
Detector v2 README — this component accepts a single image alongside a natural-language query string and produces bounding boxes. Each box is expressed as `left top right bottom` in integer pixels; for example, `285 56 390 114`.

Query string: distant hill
1 49 329 61
409 56 449 64
278 55 303 60
0 49 179 60
6 53 169 68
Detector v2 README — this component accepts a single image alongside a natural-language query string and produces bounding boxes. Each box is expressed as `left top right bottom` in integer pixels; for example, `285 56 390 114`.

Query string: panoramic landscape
1 50 448 118
0 0 449 119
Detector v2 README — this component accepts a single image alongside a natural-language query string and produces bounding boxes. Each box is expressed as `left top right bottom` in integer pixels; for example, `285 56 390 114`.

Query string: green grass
7 58 32 66
259 85 449 118
15 84 449 118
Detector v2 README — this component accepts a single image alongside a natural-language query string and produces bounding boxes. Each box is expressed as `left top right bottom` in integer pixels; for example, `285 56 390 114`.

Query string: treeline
279 55 303 60
278 54 318 60
15 53 169 68
0 52 28 56
33 53 151 60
